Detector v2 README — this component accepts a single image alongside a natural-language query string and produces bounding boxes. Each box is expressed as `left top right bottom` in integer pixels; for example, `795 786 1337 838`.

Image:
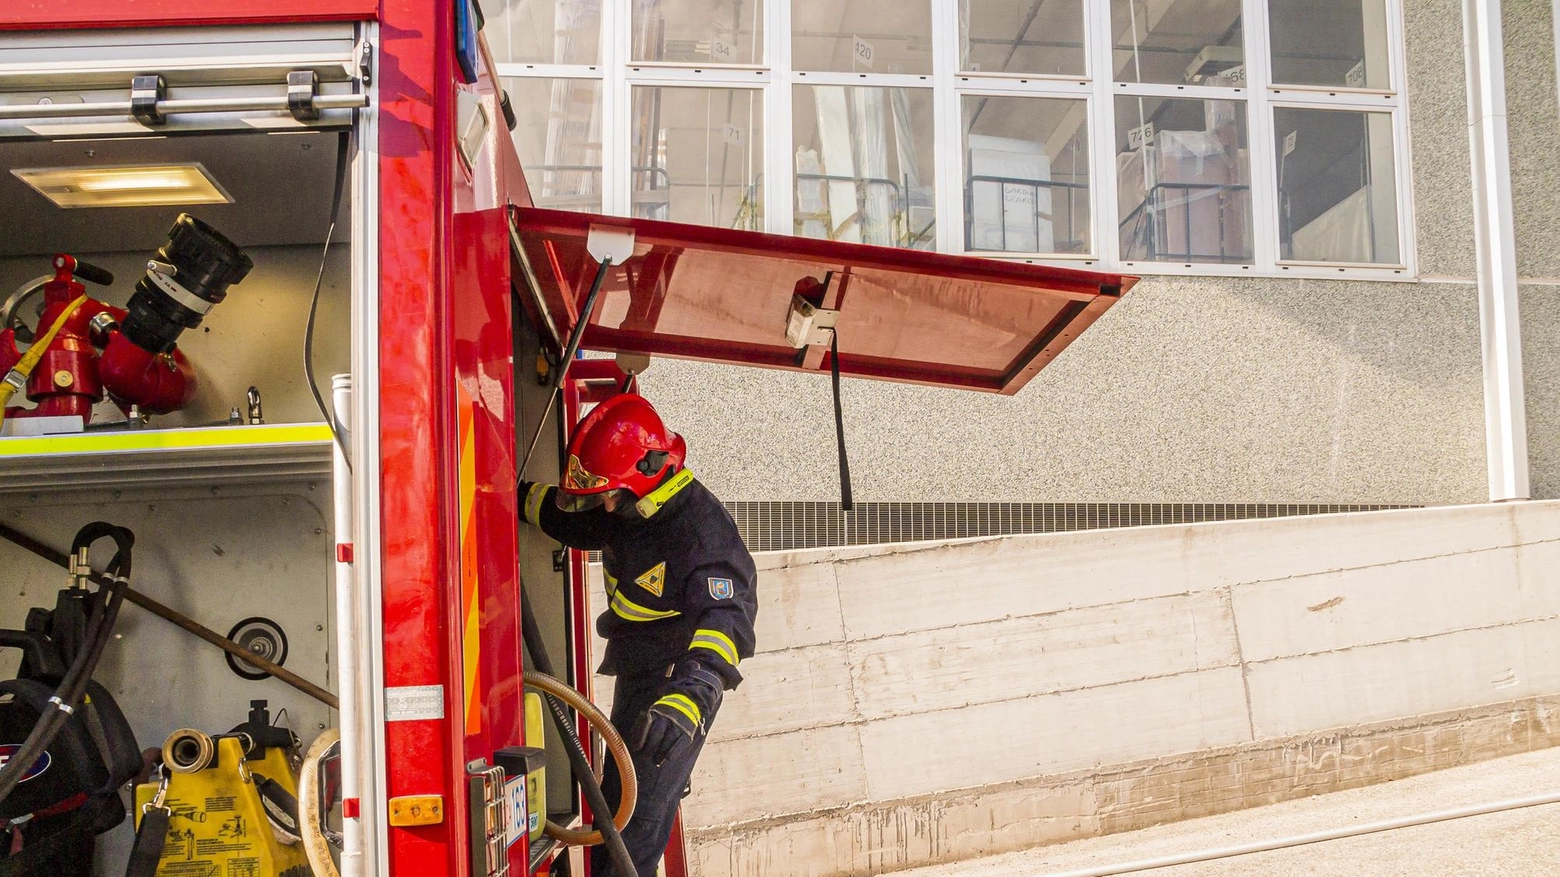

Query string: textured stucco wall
1505 0 1560 281
1525 285 1560 499
644 276 1487 504
637 0 1495 506
1408 0 1478 279
1505 1 1560 500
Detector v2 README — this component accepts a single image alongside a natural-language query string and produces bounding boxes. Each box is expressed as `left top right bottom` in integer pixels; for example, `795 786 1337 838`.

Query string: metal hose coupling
164 728 218 773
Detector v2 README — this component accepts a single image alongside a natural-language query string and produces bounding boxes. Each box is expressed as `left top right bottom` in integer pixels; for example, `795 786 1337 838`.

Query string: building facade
484 0 1560 543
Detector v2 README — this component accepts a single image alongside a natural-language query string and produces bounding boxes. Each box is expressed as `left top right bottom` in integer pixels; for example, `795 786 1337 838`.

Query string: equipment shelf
0 423 332 492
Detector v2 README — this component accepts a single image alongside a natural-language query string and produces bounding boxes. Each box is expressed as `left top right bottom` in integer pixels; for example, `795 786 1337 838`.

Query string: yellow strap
635 467 695 519
655 693 701 726
689 629 740 666
0 295 89 422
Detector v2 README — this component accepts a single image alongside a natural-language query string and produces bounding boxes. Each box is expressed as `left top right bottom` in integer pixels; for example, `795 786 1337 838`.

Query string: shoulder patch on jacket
708 577 734 600
635 562 667 597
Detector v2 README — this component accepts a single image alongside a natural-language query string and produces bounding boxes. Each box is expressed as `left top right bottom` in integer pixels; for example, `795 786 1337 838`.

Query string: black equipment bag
0 624 141 875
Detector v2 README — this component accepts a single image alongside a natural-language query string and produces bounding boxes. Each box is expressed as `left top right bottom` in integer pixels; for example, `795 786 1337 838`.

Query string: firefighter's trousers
592 669 716 877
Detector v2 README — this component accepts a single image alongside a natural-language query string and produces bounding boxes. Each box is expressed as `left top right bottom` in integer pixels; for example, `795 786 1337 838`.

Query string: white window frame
623 77 769 228
492 0 1416 281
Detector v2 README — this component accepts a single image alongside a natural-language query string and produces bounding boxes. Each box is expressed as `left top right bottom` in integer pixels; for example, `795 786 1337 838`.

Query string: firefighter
520 393 757 877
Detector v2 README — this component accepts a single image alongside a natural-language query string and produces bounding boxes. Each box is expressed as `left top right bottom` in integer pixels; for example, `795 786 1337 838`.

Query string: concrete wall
650 501 1560 877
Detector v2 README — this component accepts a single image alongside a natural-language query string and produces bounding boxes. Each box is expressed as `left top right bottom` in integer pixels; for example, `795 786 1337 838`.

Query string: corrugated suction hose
523 670 637 846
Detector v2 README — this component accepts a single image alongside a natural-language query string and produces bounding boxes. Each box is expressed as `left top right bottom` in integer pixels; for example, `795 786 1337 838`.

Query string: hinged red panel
0 0 376 30
511 208 1135 395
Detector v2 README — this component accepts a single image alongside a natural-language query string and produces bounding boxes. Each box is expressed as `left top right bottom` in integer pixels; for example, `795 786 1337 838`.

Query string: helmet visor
555 488 637 514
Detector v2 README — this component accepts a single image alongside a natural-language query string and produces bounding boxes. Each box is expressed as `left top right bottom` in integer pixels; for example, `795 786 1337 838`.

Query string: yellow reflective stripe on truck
0 423 332 456
688 629 739 667
609 589 680 622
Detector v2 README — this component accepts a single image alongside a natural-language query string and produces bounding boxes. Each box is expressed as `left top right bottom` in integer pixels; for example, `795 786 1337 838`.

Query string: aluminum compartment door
0 23 361 140
510 206 1135 395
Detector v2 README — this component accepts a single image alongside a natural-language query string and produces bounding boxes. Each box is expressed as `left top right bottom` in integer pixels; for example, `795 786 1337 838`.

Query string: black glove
631 659 723 766
631 700 698 766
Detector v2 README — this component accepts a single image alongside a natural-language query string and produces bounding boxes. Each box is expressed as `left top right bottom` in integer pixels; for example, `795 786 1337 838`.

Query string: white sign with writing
711 36 733 62
1127 122 1155 150
853 35 875 68
385 685 445 722
1283 130 1298 156
722 124 746 146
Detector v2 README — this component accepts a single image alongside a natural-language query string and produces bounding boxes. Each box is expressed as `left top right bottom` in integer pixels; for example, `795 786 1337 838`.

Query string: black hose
518 581 638 877
0 523 133 807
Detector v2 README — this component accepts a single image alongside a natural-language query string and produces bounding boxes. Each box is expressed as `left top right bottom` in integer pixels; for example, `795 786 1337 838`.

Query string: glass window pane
960 0 1084 76
505 77 603 213
1268 0 1390 88
633 0 764 65
793 85 936 249
1115 96 1252 263
481 0 601 65
792 0 933 74
1275 108 1399 264
1111 0 1243 86
963 96 1089 255
631 86 764 229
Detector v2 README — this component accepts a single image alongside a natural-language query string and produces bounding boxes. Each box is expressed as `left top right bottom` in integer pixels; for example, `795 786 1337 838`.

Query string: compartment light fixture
11 163 232 208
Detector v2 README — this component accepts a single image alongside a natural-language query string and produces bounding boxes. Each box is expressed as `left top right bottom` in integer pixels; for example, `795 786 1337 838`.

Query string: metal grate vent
722 502 1417 552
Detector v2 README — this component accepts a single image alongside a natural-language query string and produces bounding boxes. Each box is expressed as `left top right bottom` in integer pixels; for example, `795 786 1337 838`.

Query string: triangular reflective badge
635 562 667 597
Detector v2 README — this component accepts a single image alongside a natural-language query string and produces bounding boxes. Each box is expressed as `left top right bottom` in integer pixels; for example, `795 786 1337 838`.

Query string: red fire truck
0 3 1133 876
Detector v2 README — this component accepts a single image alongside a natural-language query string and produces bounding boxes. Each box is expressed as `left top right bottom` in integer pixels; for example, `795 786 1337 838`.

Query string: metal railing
963 175 1088 255
1119 181 1251 263
523 164 672 213
751 172 935 248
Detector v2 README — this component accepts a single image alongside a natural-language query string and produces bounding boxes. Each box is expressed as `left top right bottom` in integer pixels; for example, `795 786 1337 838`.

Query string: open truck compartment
0 21 385 876
0 9 1134 877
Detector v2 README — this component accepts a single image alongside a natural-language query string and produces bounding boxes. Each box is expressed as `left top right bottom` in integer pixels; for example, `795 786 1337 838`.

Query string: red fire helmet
557 393 687 512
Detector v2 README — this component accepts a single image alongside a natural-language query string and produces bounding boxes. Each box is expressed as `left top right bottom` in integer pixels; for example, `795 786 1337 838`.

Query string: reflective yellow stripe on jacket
610 588 680 622
688 629 739 667
523 482 549 527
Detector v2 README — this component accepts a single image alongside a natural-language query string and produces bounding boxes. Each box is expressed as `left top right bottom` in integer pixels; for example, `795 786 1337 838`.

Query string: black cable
0 524 132 808
304 128 353 470
830 329 853 512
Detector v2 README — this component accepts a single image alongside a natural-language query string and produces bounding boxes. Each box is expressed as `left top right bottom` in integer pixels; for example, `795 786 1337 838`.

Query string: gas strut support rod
518 254 614 481
0 522 338 709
